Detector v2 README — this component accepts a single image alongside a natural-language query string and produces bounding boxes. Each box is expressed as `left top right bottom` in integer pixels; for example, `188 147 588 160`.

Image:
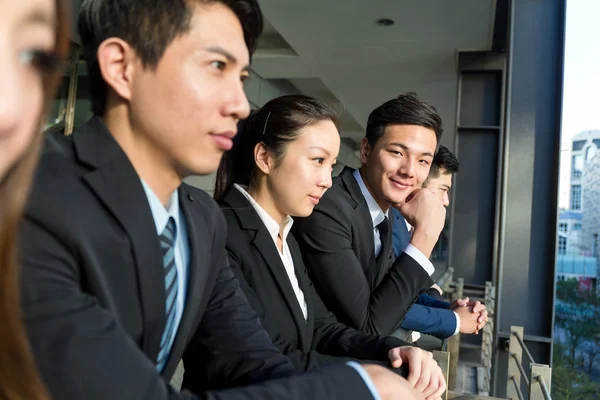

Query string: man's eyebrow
203 45 250 73
388 142 434 158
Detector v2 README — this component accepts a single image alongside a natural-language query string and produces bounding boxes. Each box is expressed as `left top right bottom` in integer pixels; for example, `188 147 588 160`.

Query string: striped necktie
156 217 178 371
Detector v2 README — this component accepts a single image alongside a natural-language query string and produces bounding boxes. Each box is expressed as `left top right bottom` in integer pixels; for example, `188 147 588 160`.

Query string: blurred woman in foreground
0 0 70 398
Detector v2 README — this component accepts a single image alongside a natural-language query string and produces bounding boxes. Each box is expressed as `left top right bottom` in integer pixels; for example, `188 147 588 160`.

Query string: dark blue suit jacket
390 209 456 338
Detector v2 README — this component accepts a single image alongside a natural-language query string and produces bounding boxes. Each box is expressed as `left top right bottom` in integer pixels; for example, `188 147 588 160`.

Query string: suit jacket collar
74 117 166 361
72 117 207 375
337 167 381 286
339 167 363 209
221 187 312 350
352 169 388 228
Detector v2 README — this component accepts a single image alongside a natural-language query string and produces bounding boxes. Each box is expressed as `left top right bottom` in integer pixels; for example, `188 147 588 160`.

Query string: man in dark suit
293 93 448 336
19 1 424 399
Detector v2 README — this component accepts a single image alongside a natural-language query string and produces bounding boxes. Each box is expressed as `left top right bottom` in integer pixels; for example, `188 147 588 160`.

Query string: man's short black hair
365 92 443 147
78 0 263 116
423 145 459 187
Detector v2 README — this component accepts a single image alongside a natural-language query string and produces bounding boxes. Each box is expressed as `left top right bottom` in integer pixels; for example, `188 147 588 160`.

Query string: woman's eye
20 49 60 74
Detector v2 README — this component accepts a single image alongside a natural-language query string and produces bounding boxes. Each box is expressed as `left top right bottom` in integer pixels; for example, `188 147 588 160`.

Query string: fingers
472 301 485 314
405 348 423 387
426 369 446 400
389 347 403 368
414 353 433 393
478 309 489 323
452 297 469 309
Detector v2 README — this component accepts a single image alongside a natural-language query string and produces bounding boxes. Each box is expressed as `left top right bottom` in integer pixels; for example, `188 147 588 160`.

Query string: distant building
569 130 600 212
564 129 600 291
557 209 584 256
581 154 600 256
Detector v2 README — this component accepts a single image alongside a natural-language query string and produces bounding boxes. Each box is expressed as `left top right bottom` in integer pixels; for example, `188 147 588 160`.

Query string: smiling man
293 93 447 336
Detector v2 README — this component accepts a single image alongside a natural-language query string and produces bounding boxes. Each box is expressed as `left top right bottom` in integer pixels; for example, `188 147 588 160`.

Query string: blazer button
187 194 194 202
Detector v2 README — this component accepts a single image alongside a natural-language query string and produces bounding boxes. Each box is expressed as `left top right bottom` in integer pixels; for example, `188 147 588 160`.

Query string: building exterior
557 130 600 289
569 130 600 212
557 209 583 256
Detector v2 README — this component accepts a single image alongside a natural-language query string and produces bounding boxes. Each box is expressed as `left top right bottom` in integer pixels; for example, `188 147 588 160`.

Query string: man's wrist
409 229 438 258
452 311 461 336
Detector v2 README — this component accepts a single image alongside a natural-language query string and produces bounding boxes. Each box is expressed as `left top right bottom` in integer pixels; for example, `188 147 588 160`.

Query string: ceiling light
376 18 394 27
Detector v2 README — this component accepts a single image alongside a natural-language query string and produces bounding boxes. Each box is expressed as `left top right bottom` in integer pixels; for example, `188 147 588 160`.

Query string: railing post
447 278 464 390
432 350 450 400
529 364 552 400
480 281 495 394
507 326 524 400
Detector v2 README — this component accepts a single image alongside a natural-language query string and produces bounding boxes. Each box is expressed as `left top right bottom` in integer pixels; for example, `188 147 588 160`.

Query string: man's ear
96 38 137 104
359 137 371 164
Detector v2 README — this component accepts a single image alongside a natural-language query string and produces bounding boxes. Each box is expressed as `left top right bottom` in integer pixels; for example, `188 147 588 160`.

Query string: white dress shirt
235 184 308 320
352 170 434 274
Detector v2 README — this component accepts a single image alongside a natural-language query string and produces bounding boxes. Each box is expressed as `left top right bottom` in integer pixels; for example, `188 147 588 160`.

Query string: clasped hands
451 297 488 335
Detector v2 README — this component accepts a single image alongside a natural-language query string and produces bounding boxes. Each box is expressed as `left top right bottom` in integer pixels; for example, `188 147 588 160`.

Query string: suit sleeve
400 305 457 339
294 195 433 336
416 293 451 309
224 249 357 372
309 272 412 364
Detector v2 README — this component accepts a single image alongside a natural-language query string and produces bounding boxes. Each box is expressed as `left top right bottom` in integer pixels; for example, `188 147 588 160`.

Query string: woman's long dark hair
0 1 70 399
214 94 339 201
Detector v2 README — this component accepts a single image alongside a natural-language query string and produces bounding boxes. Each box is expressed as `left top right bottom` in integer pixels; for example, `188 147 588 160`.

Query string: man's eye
210 61 226 70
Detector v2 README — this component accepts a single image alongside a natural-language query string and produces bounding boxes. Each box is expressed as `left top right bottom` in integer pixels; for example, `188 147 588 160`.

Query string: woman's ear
254 142 275 175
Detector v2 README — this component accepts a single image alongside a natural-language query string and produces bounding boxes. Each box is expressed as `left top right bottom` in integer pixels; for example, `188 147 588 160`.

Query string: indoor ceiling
70 0 497 146
253 0 497 145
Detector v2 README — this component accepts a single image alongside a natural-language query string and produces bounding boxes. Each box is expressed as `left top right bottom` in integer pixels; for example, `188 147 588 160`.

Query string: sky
558 0 600 208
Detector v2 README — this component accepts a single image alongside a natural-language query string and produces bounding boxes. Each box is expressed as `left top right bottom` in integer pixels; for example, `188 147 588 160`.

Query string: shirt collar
353 169 388 228
140 180 181 236
234 184 294 242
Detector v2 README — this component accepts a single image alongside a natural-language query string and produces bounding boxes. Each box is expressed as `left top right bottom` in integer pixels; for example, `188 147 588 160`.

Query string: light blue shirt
346 362 381 400
141 181 190 371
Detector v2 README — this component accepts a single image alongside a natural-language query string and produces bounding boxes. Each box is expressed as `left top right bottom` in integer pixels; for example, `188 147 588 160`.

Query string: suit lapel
339 168 379 287
288 239 314 351
74 117 165 360
162 185 211 376
224 188 310 350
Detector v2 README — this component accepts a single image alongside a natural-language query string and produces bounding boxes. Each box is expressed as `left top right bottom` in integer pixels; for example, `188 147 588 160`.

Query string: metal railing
507 326 552 400
443 278 496 395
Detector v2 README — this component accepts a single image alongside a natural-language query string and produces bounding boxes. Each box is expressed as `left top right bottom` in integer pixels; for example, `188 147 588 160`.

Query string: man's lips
390 178 411 190
210 131 236 151
308 195 321 205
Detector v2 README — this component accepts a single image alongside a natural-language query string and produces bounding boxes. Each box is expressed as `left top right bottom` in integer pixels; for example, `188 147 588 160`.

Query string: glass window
558 236 567 254
573 140 586 151
572 154 583 178
559 223 568 232
585 145 597 162
571 184 582 210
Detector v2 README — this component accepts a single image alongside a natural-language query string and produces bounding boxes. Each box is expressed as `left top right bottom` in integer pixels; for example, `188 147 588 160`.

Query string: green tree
552 340 600 400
